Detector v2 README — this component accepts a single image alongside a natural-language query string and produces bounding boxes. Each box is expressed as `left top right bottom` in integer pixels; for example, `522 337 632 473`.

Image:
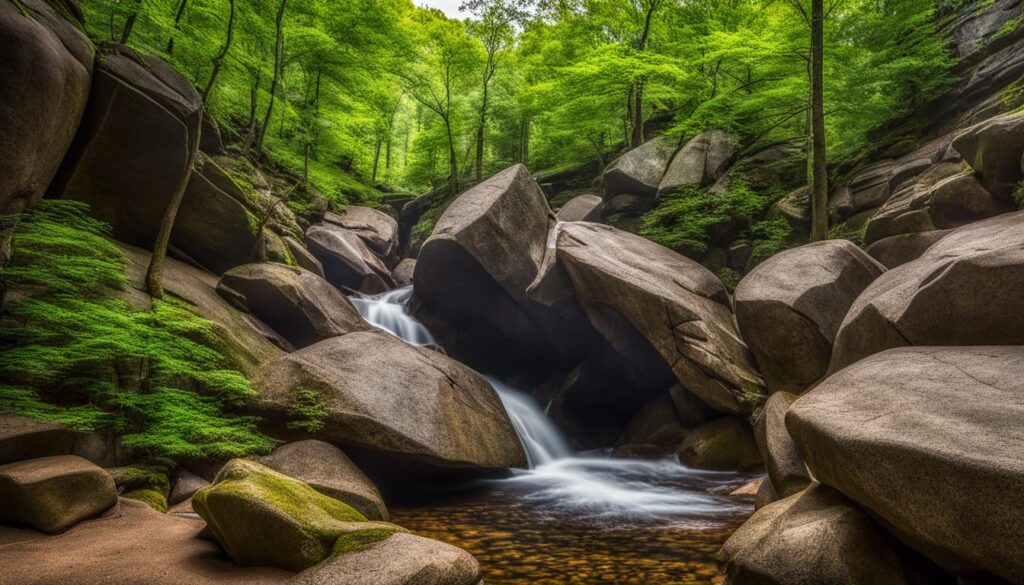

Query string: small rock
676 417 761 471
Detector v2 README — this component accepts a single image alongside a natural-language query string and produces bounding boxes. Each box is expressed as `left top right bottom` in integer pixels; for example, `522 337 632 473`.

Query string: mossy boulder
676 417 761 471
123 488 169 513
0 455 117 533
192 459 404 572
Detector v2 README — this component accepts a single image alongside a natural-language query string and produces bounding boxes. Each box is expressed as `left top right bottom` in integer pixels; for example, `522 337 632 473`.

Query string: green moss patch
123 488 169 513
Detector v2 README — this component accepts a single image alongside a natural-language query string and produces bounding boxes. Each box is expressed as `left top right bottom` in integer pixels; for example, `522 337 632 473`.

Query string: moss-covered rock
676 417 762 471
106 465 171 498
192 459 405 572
0 455 117 533
123 488 169 513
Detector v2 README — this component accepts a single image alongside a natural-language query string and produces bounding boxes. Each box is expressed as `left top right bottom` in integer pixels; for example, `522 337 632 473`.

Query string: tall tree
630 0 663 147
166 0 191 54
809 0 827 241
255 0 289 154
202 0 236 104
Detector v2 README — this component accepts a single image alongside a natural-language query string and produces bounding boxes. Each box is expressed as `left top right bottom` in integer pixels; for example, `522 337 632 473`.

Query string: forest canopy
83 0 958 204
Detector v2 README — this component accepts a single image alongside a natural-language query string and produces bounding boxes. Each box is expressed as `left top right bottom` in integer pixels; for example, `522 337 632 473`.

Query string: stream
351 287 756 584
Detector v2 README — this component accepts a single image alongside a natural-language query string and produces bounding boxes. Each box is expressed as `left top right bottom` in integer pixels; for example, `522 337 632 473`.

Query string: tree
201 0 236 104
255 0 289 154
809 0 827 241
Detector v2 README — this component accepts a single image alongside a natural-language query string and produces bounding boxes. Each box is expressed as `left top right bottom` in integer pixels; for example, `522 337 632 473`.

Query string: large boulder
676 417 761 471
953 111 1024 198
830 211 1024 372
0 498 290 584
657 130 735 196
865 230 950 269
0 455 117 534
719 484 945 585
192 459 403 572
289 532 481 585
0 414 77 465
168 470 209 506
734 241 884 395
602 136 677 199
0 0 92 218
555 194 604 222
754 392 809 499
324 208 399 261
862 162 963 244
217 263 368 348
306 223 393 294
249 331 526 470
788 346 1024 582
412 165 560 371
556 222 764 414
619 394 689 454
258 440 387 521
284 236 325 278
50 45 203 252
391 258 416 288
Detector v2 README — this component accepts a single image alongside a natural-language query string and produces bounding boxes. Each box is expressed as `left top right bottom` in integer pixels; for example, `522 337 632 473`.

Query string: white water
353 285 749 524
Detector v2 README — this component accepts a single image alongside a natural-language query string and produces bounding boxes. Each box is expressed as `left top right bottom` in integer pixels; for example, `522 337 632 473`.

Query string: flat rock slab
0 498 290 584
0 455 117 534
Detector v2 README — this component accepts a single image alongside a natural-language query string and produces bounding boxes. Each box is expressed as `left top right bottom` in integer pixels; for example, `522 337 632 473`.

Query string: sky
418 0 466 18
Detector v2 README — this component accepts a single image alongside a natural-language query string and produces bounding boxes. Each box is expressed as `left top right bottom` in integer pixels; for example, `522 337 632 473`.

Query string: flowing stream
352 286 755 583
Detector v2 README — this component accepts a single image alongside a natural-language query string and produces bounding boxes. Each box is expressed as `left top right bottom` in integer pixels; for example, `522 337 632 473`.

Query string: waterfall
352 286 571 468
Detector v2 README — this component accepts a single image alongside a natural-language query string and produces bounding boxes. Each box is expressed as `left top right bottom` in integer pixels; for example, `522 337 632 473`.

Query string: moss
331 528 397 556
286 388 327 433
107 465 171 497
124 488 169 513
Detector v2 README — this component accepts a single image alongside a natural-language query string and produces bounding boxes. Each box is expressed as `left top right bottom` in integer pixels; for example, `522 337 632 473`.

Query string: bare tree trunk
631 78 645 147
166 0 190 55
444 117 458 194
810 0 828 241
201 0 235 104
255 0 288 153
146 116 202 298
372 136 382 184
120 0 143 44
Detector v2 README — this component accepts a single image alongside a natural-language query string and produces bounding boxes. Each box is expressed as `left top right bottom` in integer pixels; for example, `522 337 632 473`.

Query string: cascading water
351 285 752 526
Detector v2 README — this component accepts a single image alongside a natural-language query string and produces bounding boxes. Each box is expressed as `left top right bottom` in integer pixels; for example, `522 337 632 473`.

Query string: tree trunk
810 0 828 241
146 116 202 298
256 0 288 153
631 78 645 148
166 0 190 55
201 0 235 104
444 117 458 194
119 0 143 44
372 136 382 184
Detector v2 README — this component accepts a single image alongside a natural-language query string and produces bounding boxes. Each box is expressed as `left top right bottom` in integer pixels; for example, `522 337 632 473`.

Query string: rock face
676 417 761 471
50 45 203 252
218 263 368 348
556 222 764 414
734 241 884 394
953 111 1024 198
0 414 77 465
0 498 291 584
719 484 942 585
306 223 393 294
0 455 117 534
284 236 325 278
0 0 93 218
602 136 677 199
413 165 558 370
325 208 399 261
289 532 481 585
830 211 1024 372
250 331 527 470
193 459 403 573
754 392 809 498
788 346 1024 582
258 440 387 521
391 258 416 287
657 130 735 196
619 394 689 453
555 194 604 222
169 470 209 506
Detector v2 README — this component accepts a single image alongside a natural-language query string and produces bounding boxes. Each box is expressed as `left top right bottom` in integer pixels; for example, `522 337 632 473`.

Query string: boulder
556 222 764 414
657 130 735 196
289 532 481 585
0 498 291 584
555 194 604 222
0 414 76 465
927 173 1013 228
169 470 209 506
788 346 1024 582
192 459 404 572
734 241 885 394
676 417 761 471
306 223 393 294
865 230 950 269
0 455 117 533
719 484 945 585
50 45 203 252
754 392 809 498
199 110 224 154
249 331 526 470
413 165 559 371
755 477 778 510
324 208 399 260
620 394 689 453
863 162 963 244
602 136 677 199
391 258 416 288
830 211 1024 371
845 160 895 215
601 193 653 216
258 440 387 521
284 236 325 278
0 0 93 218
217 263 369 348
953 111 1024 197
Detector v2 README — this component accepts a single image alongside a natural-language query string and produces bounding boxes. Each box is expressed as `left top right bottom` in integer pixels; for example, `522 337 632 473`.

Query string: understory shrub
0 201 276 465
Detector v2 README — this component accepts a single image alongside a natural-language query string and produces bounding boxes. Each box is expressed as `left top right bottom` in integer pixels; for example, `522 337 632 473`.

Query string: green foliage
0 201 275 463
123 488 170 513
286 387 326 433
749 217 794 266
